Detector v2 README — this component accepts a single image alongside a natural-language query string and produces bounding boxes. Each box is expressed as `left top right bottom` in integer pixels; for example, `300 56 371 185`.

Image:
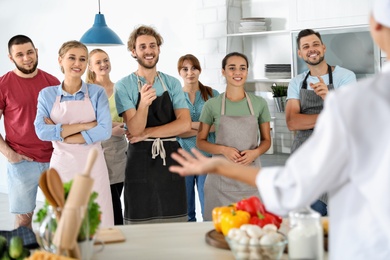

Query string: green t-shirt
199 92 271 134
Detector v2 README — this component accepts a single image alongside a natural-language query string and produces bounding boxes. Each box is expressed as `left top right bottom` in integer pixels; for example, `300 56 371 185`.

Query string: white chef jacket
257 62 390 260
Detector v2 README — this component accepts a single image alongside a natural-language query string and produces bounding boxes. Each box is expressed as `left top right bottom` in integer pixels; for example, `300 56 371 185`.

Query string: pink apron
49 86 114 227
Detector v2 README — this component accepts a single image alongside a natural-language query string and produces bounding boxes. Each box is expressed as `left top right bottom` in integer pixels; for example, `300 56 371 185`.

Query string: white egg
262 224 278 233
249 237 260 246
227 228 239 239
259 232 280 246
246 225 264 238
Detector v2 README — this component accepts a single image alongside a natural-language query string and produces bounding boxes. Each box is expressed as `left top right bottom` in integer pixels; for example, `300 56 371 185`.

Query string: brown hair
127 25 164 58
86 48 109 84
58 40 88 74
297 29 323 49
222 52 249 69
177 54 215 102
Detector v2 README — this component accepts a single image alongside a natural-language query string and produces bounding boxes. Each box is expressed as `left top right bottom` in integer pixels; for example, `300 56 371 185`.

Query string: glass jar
288 207 324 260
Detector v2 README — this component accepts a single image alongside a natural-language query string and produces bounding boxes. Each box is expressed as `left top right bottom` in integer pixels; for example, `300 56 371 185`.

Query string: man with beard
285 29 356 216
0 35 60 229
115 25 191 224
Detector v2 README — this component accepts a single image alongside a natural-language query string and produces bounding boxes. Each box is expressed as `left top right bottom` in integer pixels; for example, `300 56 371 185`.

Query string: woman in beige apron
197 52 271 220
87 49 127 225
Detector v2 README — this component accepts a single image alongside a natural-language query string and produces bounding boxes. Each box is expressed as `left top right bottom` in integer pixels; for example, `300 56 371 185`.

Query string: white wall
0 0 209 192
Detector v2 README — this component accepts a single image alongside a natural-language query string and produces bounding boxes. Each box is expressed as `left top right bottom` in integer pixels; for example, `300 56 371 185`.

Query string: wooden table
92 222 328 260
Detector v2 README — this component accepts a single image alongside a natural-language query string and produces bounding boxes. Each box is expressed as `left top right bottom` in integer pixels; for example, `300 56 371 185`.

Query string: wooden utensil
39 170 58 209
53 148 98 257
46 168 65 211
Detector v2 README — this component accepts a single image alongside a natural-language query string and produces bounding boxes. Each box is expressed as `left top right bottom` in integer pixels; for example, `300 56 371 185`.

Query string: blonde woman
86 49 126 225
34 41 114 227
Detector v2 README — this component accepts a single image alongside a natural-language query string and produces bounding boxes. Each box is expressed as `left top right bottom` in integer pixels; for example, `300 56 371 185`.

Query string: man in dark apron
285 29 357 216
114 25 191 224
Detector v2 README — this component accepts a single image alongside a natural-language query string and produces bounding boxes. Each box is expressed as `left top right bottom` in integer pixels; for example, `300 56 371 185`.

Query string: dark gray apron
290 64 334 204
123 73 187 224
203 92 261 221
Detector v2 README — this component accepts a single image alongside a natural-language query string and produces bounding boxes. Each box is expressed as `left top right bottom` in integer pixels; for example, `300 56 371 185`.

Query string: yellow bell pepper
212 206 235 233
220 209 251 236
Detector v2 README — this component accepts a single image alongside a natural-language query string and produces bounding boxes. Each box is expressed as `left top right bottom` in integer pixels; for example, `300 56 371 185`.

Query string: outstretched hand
170 148 221 176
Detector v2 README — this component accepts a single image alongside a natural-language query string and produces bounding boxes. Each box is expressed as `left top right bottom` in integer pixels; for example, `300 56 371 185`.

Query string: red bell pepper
249 212 282 229
236 196 266 216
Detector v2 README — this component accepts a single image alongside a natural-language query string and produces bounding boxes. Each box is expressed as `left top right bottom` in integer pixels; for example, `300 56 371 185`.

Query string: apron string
144 137 177 166
221 92 255 116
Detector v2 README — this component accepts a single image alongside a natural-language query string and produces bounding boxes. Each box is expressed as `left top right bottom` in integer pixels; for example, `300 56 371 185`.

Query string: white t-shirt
257 62 390 260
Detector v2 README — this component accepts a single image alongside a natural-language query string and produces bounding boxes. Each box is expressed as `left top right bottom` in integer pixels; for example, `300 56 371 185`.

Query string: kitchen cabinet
289 0 371 30
226 0 292 91
226 0 372 91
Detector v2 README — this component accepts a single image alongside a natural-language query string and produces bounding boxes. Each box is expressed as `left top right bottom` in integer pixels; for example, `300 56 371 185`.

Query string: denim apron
49 85 114 227
203 92 261 221
123 73 187 224
291 64 334 206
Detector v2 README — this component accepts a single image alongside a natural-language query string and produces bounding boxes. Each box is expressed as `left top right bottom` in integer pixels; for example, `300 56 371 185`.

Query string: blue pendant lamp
80 0 123 46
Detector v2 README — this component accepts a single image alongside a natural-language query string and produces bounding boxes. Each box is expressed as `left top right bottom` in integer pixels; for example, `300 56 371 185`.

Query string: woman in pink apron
34 41 114 227
197 52 272 220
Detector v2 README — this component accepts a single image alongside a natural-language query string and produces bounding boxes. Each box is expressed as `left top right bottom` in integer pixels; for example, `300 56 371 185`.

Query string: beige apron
49 85 114 227
203 92 261 221
101 135 127 184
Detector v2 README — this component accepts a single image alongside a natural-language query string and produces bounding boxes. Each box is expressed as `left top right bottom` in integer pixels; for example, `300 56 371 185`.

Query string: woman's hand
112 123 125 136
44 117 55 125
236 149 258 166
221 146 242 163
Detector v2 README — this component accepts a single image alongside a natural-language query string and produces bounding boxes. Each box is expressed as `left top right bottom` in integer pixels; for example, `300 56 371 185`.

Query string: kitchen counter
92 222 328 260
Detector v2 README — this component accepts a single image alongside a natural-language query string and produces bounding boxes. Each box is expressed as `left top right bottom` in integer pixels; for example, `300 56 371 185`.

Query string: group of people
1 3 389 256
0 23 273 228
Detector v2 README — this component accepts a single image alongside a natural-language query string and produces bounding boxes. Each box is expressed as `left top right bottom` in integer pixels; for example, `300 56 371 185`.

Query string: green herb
35 180 101 241
270 83 288 97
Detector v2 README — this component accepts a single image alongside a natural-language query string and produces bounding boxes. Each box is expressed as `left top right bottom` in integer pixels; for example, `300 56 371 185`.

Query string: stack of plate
239 17 267 33
265 64 291 79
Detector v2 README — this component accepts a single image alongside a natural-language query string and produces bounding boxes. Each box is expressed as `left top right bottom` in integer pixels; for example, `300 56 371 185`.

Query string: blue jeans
185 175 206 222
7 160 49 214
311 200 328 216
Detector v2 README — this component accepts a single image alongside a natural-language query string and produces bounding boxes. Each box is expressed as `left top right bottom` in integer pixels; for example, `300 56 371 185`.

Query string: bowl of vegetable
225 224 287 260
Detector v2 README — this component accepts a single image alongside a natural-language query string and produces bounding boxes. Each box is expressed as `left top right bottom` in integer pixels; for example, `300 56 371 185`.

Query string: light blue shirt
287 65 357 100
34 81 112 145
115 72 188 116
177 88 219 157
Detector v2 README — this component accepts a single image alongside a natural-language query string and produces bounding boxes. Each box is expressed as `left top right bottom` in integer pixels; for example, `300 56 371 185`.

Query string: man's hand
310 76 329 100
8 150 33 163
139 84 157 108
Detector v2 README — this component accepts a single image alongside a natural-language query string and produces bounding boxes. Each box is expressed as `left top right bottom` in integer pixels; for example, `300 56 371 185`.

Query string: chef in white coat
169 0 390 259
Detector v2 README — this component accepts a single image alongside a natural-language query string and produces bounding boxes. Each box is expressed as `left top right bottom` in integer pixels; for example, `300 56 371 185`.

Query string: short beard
14 59 38 75
136 56 159 70
304 55 325 66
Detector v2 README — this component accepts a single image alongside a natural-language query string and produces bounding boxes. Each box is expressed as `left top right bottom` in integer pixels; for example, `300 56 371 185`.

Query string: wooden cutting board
205 229 230 250
95 228 126 244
